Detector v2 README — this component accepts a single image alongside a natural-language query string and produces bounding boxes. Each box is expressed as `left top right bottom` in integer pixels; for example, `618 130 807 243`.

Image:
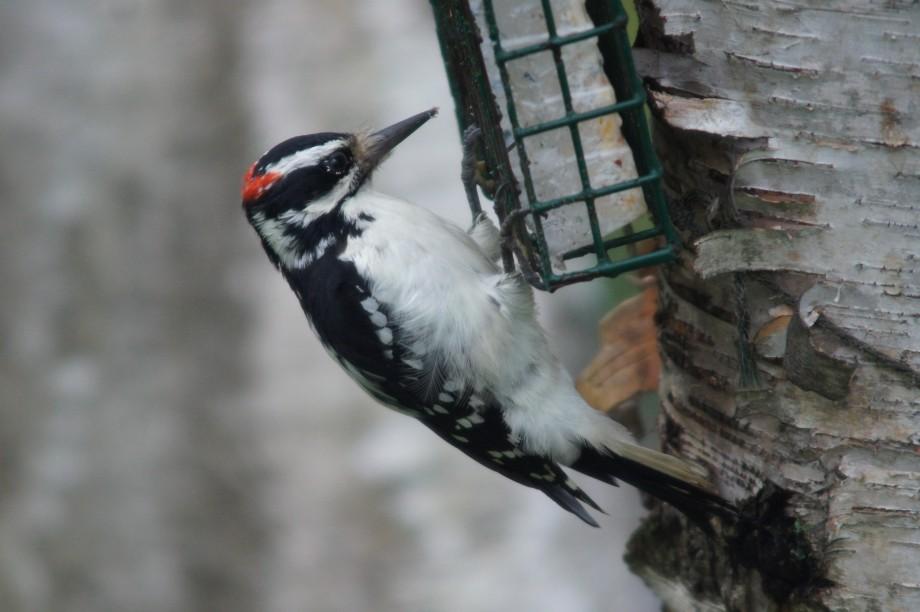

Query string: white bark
627 1 920 610
471 0 647 267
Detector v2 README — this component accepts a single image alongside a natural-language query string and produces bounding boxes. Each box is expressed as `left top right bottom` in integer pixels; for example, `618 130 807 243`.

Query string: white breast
340 191 538 386
339 190 636 463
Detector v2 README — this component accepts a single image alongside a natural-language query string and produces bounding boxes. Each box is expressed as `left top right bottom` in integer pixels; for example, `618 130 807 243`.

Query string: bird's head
241 108 436 268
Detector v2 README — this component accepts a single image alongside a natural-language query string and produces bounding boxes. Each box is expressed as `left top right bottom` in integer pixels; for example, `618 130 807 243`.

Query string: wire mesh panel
432 0 677 291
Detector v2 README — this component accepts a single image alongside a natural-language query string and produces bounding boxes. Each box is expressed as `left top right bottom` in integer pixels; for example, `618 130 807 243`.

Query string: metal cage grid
433 0 677 290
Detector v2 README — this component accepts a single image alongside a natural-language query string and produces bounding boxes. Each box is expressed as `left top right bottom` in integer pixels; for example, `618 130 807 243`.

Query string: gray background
0 1 656 610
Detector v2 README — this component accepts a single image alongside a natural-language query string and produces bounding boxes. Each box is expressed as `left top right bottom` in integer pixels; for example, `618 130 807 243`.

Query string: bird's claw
462 124 482 148
461 124 484 217
499 208 528 239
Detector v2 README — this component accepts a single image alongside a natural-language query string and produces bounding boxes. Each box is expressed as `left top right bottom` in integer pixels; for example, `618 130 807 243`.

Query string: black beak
362 108 438 170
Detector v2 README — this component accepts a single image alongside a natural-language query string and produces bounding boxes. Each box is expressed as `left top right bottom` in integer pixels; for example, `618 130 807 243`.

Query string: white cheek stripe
251 212 296 255
264 139 346 176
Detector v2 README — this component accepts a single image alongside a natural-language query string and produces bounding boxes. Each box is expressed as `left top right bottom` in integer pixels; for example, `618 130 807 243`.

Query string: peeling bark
628 2 920 610
577 285 662 413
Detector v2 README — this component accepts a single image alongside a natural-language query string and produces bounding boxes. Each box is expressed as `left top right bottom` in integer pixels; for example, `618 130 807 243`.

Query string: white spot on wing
403 358 423 370
376 327 393 345
408 340 427 356
361 297 379 313
526 467 556 482
369 311 387 327
437 392 453 403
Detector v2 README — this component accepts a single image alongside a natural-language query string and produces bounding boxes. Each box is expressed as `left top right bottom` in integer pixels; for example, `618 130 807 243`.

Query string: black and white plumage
241 109 733 527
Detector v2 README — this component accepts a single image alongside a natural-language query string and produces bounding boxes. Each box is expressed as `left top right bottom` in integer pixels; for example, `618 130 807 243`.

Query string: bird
240 108 734 527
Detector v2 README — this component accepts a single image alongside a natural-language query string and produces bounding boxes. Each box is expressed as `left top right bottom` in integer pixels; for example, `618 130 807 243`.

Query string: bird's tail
571 440 737 528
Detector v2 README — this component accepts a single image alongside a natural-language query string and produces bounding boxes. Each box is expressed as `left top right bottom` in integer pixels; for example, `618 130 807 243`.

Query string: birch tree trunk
623 2 920 610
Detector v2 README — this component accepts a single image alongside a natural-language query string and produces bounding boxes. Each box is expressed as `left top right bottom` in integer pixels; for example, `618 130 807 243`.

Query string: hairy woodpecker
241 109 733 527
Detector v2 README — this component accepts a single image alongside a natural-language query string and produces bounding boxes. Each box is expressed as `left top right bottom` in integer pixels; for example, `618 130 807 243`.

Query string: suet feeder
431 0 677 291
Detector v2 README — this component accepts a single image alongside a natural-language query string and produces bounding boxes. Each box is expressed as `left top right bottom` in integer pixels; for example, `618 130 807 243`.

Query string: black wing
285 255 603 526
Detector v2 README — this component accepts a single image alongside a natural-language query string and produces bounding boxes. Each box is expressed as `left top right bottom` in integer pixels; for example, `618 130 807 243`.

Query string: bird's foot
499 208 529 245
461 124 484 218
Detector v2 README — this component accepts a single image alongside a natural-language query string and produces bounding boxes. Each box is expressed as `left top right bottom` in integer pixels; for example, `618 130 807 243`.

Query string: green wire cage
431 0 677 291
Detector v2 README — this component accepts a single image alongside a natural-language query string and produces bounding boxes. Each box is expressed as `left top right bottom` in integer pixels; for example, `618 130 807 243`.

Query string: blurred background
0 1 657 610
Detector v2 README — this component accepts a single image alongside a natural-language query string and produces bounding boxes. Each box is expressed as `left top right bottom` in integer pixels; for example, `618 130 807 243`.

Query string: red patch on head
241 163 281 205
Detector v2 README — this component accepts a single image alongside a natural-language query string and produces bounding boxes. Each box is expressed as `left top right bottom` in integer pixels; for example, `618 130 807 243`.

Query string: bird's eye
324 151 350 175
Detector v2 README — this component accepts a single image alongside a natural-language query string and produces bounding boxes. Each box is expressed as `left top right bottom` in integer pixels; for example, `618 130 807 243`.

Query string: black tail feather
543 485 601 527
572 484 607 515
571 446 737 529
